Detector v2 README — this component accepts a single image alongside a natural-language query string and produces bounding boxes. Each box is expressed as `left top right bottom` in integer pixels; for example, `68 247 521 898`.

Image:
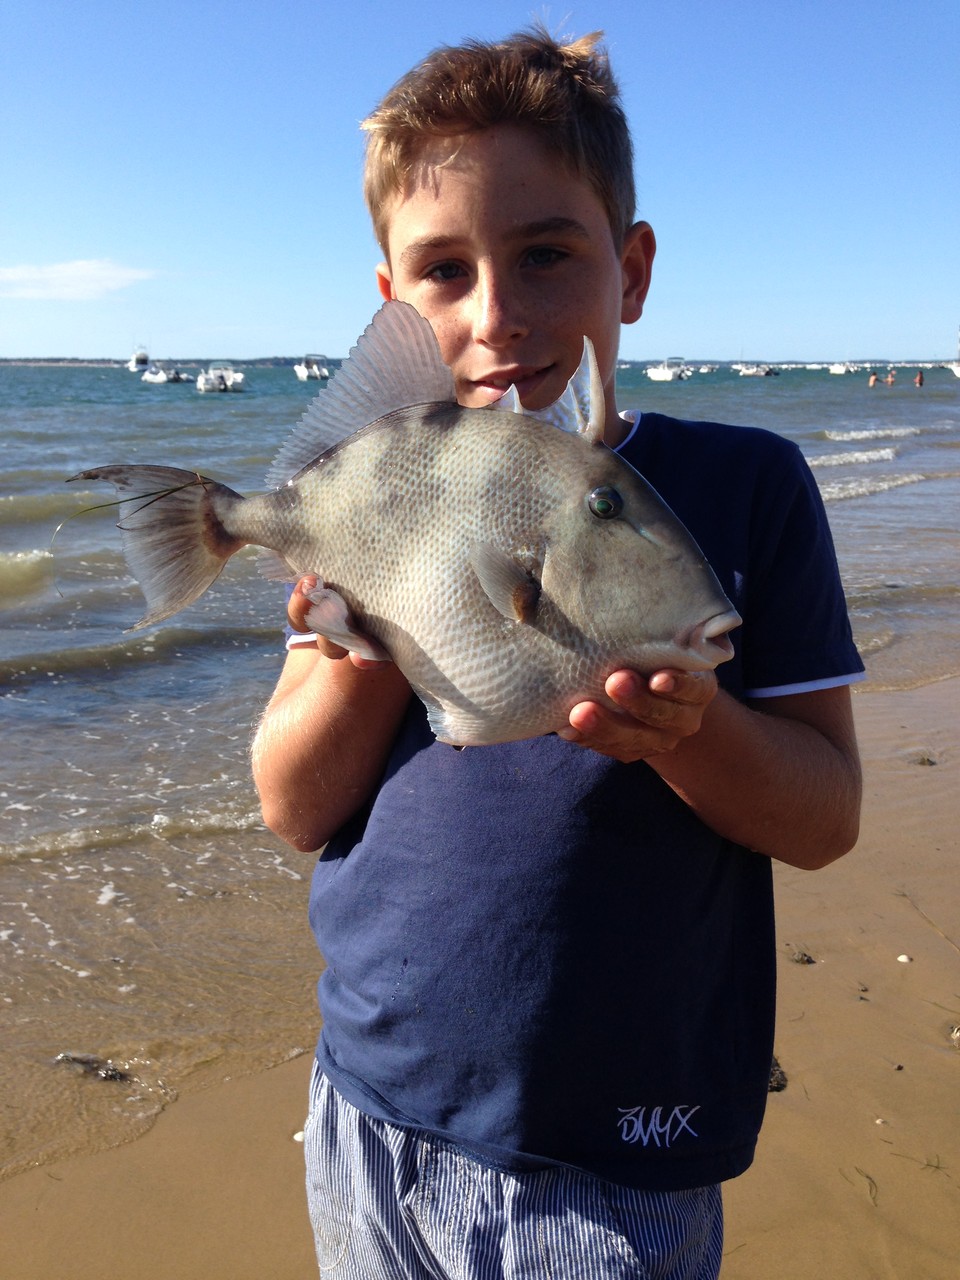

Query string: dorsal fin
488 338 605 443
265 300 457 488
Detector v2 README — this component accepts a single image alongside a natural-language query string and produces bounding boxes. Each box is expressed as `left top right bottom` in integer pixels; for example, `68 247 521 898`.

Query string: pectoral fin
470 543 542 624
302 582 390 661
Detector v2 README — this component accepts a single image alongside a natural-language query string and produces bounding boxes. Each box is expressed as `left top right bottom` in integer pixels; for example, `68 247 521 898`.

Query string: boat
645 357 691 382
735 362 779 378
828 361 857 375
126 346 149 372
196 361 245 393
294 354 330 381
141 362 193 384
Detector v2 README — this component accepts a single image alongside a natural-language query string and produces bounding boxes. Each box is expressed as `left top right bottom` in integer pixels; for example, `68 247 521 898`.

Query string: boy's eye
523 245 567 268
425 261 465 283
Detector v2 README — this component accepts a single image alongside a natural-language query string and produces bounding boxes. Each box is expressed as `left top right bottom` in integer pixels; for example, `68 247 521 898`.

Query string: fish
70 300 741 746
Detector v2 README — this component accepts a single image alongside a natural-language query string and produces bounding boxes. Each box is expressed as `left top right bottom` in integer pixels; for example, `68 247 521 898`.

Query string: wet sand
724 678 960 1278
2 679 958 1279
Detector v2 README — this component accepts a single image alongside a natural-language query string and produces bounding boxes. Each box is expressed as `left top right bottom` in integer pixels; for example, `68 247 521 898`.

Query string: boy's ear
376 263 396 301
620 221 656 326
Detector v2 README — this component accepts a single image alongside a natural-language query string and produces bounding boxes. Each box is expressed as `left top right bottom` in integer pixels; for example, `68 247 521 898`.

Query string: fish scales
69 301 741 746
261 413 554 712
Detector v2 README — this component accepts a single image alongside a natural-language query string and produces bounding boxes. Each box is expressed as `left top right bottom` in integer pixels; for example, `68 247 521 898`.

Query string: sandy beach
2 678 958 1279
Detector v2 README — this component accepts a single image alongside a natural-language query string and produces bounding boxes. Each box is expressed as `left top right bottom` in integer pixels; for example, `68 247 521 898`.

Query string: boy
252 27 863 1280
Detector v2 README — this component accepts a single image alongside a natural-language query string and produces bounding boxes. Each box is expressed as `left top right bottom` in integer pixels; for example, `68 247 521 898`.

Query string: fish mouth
680 609 742 667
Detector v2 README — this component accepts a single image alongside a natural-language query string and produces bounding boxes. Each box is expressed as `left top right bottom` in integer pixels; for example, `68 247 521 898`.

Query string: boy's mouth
470 365 555 406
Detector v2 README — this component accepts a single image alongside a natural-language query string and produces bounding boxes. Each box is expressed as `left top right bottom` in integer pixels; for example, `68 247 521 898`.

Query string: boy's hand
558 669 717 762
288 576 391 669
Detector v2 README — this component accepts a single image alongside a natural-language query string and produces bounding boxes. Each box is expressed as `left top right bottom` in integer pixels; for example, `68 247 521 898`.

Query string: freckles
424 316 460 366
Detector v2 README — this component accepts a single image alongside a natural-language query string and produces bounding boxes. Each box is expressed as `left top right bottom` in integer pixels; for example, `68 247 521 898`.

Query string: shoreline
2 678 958 1278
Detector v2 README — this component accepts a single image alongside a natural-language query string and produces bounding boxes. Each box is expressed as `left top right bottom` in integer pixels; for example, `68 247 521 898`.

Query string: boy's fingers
606 668 716 710
349 652 392 670
288 575 391 668
287 575 318 633
288 578 349 658
558 670 718 761
316 636 351 660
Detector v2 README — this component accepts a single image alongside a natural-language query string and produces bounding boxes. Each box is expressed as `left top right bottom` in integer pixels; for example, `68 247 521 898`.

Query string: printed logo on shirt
617 1104 701 1148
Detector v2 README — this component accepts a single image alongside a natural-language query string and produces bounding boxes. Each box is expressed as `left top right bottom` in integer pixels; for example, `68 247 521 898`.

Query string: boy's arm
256 588 860 865
561 671 861 871
252 634 411 854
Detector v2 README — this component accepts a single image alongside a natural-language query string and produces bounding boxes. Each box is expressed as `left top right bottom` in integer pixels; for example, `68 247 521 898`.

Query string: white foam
818 472 926 501
825 427 920 441
808 447 897 468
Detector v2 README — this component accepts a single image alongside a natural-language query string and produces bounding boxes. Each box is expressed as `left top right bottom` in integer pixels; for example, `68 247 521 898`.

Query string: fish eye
587 486 623 520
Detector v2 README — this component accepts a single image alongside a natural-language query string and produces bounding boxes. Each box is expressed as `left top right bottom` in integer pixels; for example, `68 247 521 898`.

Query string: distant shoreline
1 356 954 370
0 357 314 369
1 358 128 368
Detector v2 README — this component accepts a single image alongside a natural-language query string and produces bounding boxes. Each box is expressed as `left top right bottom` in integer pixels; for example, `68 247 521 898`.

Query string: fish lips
677 608 742 669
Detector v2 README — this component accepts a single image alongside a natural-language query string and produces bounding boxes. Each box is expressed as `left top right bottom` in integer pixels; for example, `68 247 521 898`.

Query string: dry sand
1 680 957 1279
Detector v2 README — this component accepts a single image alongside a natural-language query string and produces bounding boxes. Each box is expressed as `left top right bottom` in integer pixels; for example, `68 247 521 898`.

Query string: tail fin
69 465 245 630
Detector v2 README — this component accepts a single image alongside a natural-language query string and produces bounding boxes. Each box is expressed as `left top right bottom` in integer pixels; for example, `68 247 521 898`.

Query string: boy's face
376 125 654 445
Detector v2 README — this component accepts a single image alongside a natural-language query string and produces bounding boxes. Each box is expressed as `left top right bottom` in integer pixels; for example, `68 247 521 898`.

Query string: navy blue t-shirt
307 413 863 1191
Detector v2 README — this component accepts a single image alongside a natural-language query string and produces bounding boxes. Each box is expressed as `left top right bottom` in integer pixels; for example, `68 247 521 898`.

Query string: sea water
1 359 958 1180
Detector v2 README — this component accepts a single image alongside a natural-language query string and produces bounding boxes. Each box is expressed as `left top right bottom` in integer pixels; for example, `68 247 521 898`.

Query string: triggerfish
71 301 740 745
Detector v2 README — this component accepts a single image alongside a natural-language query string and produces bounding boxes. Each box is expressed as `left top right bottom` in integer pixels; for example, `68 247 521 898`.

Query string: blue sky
1 0 957 362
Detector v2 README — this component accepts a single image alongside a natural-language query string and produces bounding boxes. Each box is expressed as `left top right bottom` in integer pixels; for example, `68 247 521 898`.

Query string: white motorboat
828 362 857 375
126 346 149 372
142 362 193 384
196 361 245 392
736 362 779 378
294 354 330 381
645 357 690 382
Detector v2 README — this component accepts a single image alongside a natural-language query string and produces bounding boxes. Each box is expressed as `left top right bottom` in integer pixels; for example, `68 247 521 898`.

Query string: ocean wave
818 472 926 502
807 447 898 468
0 549 54 605
846 579 960 609
0 621 280 683
0 490 87 526
822 427 921 442
0 801 267 867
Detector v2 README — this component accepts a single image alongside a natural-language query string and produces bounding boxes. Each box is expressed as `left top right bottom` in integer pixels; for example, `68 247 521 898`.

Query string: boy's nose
471 272 529 347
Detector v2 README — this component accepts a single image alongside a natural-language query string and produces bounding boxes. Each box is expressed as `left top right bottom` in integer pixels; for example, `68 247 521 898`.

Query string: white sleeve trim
614 411 641 451
743 672 867 699
286 632 319 650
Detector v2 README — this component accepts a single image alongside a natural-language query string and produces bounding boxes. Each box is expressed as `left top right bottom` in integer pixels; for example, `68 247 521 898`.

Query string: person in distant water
252 26 864 1280
885 368 896 385
868 370 878 387
914 369 924 388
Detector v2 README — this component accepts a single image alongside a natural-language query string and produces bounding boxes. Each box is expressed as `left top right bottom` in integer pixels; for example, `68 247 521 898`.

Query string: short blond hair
362 26 636 252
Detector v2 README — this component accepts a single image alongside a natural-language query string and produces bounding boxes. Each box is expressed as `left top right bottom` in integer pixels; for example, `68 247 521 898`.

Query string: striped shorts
304 1064 723 1280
